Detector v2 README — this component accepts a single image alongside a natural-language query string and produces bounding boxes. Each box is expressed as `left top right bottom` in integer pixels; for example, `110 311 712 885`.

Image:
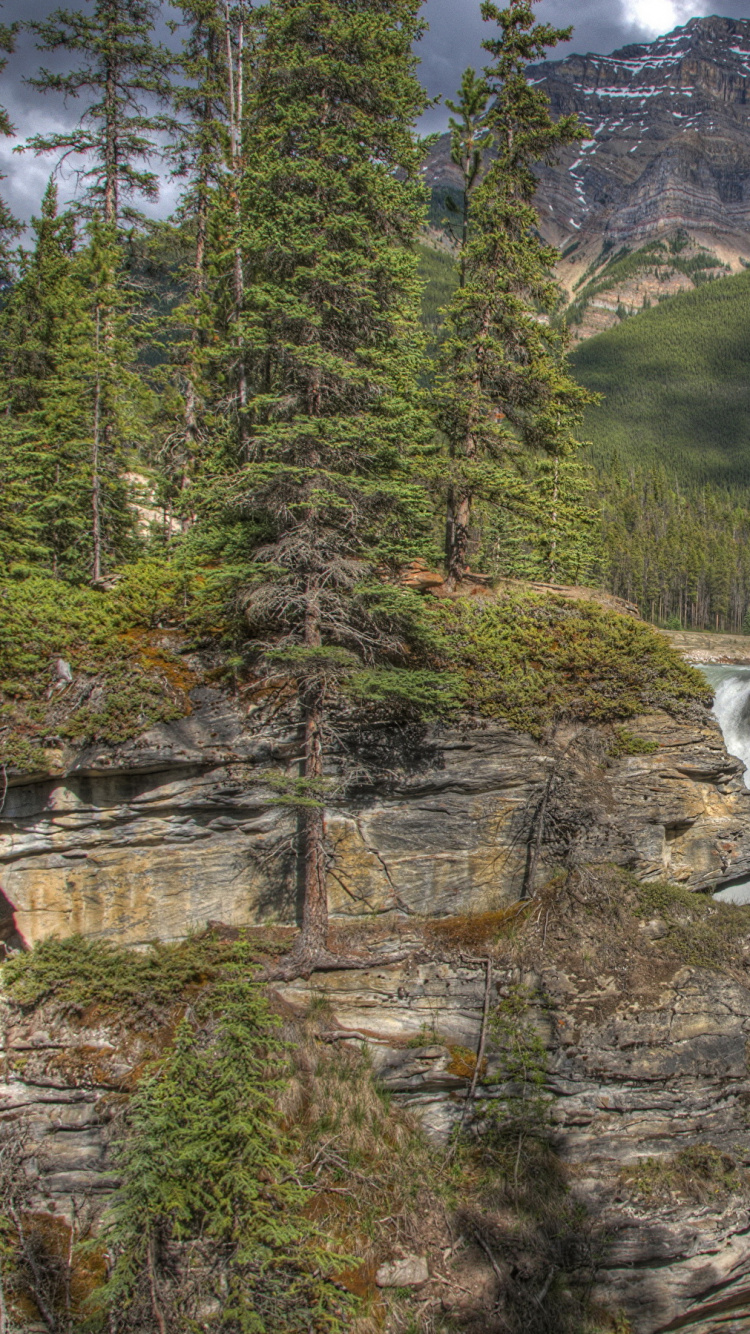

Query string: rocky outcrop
1 684 749 948
7 891 750 1334
5 672 750 1331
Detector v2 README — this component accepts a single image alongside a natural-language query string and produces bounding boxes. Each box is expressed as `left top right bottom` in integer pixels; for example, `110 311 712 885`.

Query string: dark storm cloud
4 0 750 215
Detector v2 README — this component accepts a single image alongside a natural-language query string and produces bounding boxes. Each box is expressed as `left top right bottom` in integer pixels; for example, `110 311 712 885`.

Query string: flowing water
700 665 750 903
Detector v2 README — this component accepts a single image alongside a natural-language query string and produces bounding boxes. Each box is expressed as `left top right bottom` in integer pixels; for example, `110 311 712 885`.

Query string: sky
3 0 750 222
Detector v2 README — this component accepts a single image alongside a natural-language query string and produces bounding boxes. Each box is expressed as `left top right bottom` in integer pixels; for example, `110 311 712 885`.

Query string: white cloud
620 0 712 39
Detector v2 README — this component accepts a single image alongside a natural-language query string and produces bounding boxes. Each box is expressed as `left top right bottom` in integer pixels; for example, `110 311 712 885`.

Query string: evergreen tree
437 0 594 585
0 6 21 284
0 183 84 573
479 453 602 585
0 189 136 579
24 0 175 226
232 0 433 974
444 67 490 287
163 0 261 485
156 0 231 502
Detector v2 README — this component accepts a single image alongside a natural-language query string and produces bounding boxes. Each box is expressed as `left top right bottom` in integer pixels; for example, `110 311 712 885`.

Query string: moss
621 1145 747 1206
447 1044 486 1080
432 592 710 738
0 929 288 1020
634 880 750 971
425 905 533 954
608 726 659 757
0 568 199 772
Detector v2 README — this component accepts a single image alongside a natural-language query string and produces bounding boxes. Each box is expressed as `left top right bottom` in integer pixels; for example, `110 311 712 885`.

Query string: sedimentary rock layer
1 687 749 947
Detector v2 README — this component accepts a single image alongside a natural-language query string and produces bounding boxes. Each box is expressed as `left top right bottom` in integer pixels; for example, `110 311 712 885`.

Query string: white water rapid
701 665 750 903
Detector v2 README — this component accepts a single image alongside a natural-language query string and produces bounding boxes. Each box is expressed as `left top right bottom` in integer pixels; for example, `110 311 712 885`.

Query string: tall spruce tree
0 7 21 284
437 0 594 586
234 0 432 974
25 0 175 226
0 182 82 573
22 0 174 580
0 188 134 578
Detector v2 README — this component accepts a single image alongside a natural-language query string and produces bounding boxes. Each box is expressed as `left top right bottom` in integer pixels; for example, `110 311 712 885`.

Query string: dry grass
620 1145 750 1208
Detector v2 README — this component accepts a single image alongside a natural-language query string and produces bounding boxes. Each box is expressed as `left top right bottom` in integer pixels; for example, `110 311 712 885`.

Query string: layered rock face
7 901 750 1334
1 690 749 948
424 16 750 296
5 688 750 1331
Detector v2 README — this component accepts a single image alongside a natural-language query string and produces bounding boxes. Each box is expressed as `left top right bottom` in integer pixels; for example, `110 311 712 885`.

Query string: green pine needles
219 0 438 966
437 0 596 585
96 945 352 1332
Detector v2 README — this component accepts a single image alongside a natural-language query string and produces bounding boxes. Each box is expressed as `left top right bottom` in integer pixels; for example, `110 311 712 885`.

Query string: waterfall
700 665 750 903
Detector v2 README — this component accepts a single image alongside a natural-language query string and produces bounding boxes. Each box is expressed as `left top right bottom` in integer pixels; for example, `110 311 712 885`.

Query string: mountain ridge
424 15 750 335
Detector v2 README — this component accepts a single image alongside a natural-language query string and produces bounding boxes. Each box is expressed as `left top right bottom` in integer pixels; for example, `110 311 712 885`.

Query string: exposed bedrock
1 688 749 949
5 691 750 1331
6 943 750 1334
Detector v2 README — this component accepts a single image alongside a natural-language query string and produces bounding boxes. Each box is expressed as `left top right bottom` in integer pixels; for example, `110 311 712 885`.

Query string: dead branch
268 945 411 982
448 956 493 1158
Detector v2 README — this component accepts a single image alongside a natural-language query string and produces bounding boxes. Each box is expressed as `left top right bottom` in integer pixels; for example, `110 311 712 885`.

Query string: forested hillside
572 267 750 487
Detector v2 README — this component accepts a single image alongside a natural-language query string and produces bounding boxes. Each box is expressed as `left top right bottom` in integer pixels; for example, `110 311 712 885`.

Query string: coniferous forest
4 4 749 1331
1 0 748 638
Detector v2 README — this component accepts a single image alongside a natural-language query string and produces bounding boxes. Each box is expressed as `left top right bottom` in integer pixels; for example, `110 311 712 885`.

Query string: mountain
572 264 750 486
424 16 750 338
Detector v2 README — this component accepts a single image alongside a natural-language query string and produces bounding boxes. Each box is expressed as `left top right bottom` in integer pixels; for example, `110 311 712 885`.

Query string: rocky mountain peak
423 15 750 332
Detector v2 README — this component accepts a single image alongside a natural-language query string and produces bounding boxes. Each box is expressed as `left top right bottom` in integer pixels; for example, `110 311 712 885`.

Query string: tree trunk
92 307 102 584
104 59 118 225
225 2 248 456
300 690 327 954
448 492 472 585
298 599 328 958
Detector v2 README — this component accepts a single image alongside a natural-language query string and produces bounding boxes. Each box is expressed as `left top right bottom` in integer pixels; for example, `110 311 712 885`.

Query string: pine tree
0 189 136 579
24 0 175 226
0 183 84 573
0 6 21 284
232 0 433 974
162 0 261 488
21 1 174 581
444 67 490 287
437 0 594 586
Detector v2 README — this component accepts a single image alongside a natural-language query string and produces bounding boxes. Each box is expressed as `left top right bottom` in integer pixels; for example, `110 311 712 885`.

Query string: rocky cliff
5 678 750 1332
2 688 749 950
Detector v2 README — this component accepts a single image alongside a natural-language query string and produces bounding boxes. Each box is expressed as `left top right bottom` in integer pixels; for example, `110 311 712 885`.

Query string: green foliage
477 452 604 585
0 570 193 771
0 931 270 1018
346 665 469 718
434 592 711 737
486 984 551 1139
634 880 750 971
608 727 659 758
436 0 595 582
25 0 175 226
97 946 352 1332
416 241 458 369
573 267 750 488
597 460 750 632
228 0 435 635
